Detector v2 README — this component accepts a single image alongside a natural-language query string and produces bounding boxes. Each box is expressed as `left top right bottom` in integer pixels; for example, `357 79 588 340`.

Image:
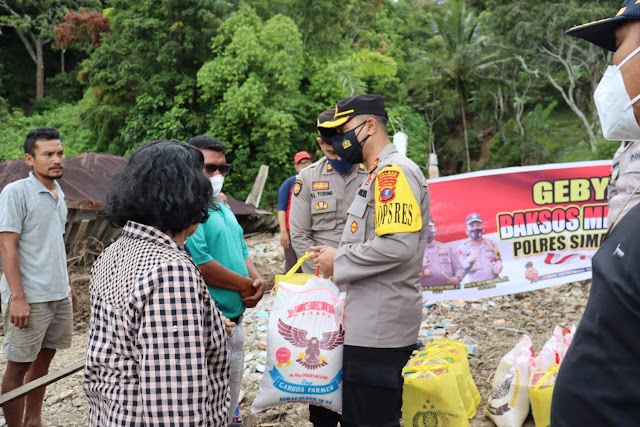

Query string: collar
122 221 182 252
28 171 63 195
368 144 398 173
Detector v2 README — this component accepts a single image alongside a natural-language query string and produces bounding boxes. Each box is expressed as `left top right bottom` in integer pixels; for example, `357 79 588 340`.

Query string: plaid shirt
83 221 229 426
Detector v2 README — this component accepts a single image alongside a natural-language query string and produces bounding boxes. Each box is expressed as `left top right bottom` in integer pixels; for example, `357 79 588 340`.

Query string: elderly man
552 2 640 425
311 94 430 427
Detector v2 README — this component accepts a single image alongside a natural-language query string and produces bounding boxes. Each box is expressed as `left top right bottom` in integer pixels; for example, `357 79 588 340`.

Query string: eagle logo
278 319 344 370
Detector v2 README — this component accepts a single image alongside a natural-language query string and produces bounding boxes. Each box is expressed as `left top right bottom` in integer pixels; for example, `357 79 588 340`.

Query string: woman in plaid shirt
83 140 230 426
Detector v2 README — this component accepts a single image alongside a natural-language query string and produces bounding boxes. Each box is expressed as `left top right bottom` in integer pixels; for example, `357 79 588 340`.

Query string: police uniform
290 158 367 273
333 143 429 427
421 240 465 288
334 143 429 348
607 140 640 228
456 238 502 283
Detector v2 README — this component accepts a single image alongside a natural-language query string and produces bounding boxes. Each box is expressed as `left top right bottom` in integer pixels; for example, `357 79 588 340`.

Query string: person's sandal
229 405 243 426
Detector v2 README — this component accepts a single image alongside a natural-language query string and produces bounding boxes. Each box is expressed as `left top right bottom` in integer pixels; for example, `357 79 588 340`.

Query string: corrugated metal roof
0 153 261 216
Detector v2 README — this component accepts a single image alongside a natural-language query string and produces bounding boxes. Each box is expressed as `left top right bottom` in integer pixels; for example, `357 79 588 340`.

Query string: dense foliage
0 0 620 207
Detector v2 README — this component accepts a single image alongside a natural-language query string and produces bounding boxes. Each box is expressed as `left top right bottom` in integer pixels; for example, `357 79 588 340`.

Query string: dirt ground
0 232 589 426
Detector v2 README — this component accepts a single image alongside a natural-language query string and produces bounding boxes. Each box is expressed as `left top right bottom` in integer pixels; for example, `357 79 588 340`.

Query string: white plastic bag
485 335 534 427
532 325 564 370
252 277 345 414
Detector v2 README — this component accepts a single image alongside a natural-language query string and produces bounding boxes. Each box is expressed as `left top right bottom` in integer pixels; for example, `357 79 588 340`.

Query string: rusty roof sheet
0 153 261 216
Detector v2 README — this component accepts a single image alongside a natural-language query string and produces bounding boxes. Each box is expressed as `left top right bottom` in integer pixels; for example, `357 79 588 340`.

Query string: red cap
294 151 311 163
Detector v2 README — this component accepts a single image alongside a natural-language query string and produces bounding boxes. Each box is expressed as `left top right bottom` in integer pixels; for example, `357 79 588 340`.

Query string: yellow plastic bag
403 364 470 427
274 252 316 292
427 340 481 407
529 364 558 427
421 349 476 419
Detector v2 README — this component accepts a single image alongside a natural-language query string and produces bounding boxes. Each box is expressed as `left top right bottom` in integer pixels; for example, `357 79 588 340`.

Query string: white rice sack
484 335 534 427
252 277 345 414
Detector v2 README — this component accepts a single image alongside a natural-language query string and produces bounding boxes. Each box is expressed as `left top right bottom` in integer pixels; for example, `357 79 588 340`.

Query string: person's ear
24 153 34 167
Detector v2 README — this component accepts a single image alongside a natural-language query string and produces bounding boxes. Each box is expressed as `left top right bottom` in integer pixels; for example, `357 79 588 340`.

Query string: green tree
197 6 305 205
82 0 234 153
429 0 498 172
0 0 101 99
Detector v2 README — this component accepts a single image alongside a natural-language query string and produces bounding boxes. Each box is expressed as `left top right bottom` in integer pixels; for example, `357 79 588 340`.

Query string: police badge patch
293 179 303 196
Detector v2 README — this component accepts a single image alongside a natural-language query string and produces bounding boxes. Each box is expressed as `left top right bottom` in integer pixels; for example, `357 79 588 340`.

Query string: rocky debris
0 232 590 427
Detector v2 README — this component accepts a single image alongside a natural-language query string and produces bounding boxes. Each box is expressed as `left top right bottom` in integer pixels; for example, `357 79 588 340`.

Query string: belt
229 315 242 324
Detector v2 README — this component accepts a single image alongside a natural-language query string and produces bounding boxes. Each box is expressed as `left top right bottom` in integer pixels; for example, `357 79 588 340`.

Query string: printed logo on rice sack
278 319 343 369
276 347 291 367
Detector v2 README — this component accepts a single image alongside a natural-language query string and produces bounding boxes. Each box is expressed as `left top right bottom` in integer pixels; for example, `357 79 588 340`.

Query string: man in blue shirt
277 151 312 271
186 135 266 426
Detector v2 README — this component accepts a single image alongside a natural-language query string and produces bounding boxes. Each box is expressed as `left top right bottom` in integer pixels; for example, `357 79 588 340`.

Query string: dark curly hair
102 140 213 234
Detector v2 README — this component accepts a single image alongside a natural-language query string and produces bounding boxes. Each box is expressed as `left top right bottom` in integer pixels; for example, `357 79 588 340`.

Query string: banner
422 161 611 301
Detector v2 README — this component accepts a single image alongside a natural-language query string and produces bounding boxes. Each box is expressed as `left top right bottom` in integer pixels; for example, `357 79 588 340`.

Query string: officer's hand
447 276 461 285
9 296 31 329
310 246 336 278
492 262 503 275
280 231 291 249
243 278 266 308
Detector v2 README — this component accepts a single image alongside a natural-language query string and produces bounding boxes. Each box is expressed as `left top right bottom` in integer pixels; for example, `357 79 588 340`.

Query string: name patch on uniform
312 181 330 191
293 179 303 196
374 165 422 236
311 190 334 198
315 201 329 210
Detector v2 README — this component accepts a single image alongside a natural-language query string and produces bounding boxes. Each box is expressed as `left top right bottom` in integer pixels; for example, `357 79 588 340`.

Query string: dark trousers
341 344 415 427
309 404 342 427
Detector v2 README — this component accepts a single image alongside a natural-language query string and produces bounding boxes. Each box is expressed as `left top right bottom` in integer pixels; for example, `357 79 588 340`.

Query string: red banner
422 161 610 301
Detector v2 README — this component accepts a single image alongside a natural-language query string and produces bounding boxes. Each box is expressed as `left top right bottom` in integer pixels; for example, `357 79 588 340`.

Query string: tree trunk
458 82 471 173
36 39 44 100
61 50 65 73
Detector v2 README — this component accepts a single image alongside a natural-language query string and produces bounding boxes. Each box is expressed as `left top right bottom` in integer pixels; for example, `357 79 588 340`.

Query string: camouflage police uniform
290 158 367 273
607 141 640 228
421 240 465 288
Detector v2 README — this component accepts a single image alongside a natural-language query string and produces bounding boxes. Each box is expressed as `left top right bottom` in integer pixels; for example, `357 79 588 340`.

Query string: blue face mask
327 158 353 174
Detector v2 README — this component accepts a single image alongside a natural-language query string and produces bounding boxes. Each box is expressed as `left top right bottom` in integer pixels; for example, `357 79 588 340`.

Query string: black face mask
469 229 483 240
331 121 370 165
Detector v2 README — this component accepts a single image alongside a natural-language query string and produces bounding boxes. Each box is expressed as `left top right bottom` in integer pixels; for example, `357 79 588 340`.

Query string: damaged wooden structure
0 154 277 254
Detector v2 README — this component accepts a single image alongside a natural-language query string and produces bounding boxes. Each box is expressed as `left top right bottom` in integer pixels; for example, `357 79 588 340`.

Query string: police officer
310 94 430 427
421 217 465 289
455 213 502 283
566 0 640 229
290 109 368 275
552 3 640 425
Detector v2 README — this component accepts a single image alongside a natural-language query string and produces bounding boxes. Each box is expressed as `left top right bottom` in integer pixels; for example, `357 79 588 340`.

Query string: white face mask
594 45 640 141
209 174 224 196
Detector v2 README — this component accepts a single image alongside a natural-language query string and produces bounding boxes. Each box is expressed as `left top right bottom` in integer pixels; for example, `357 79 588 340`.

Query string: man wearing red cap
311 94 430 427
277 151 312 271
552 2 640 425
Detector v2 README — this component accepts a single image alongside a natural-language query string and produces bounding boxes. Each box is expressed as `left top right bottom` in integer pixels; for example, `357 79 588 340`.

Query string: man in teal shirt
186 135 266 426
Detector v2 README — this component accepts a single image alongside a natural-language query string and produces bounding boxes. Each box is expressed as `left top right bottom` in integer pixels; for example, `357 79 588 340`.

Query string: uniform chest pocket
437 251 452 264
310 196 337 231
